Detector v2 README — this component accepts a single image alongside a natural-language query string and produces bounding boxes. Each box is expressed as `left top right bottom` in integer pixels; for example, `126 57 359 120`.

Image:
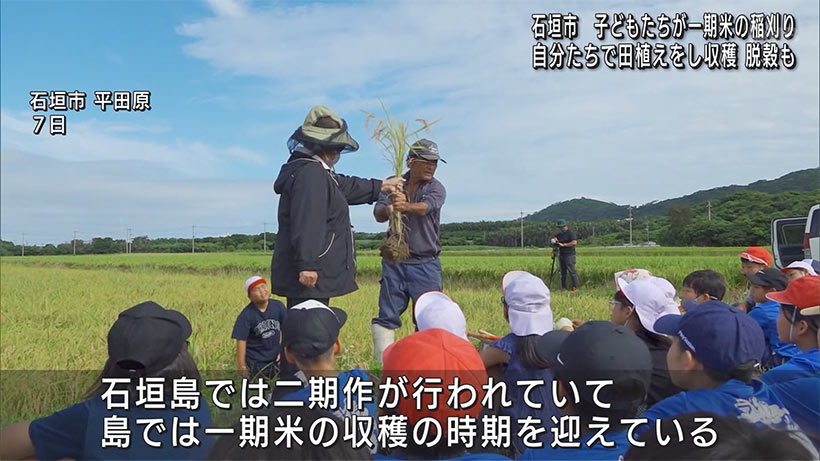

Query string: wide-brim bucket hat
287 105 359 154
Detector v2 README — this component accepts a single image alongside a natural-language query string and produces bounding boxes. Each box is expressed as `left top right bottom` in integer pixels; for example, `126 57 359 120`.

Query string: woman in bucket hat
271 105 403 307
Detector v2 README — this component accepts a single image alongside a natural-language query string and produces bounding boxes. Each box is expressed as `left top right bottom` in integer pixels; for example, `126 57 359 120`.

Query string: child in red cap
232 276 287 378
379 329 495 460
760 275 820 447
737 246 772 312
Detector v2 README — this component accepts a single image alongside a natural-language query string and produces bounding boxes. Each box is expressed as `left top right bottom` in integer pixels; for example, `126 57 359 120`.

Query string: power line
626 206 634 246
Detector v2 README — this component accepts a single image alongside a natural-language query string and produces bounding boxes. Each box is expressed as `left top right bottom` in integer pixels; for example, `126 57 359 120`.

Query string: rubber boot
371 323 395 365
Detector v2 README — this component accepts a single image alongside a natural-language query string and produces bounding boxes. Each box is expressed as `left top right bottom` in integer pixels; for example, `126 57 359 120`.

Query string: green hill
527 168 819 222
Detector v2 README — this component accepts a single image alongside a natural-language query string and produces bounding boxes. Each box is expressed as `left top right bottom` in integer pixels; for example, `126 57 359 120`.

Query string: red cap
739 246 772 267
244 276 267 295
382 329 487 427
766 275 820 311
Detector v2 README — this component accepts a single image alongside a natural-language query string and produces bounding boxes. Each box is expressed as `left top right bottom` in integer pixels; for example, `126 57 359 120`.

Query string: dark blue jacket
271 148 381 298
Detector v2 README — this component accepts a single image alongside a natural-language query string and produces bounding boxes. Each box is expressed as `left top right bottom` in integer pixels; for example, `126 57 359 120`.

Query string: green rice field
0 247 752 424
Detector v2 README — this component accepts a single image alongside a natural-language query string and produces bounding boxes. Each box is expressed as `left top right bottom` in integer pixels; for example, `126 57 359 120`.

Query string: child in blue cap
642 301 813 448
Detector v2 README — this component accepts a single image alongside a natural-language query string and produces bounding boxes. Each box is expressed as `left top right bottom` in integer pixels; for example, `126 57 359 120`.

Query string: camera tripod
547 244 559 289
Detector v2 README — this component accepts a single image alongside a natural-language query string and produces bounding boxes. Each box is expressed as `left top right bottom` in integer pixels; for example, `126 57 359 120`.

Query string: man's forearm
400 202 429 216
374 204 390 223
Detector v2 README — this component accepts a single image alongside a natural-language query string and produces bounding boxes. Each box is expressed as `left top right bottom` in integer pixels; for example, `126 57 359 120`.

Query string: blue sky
1 0 818 245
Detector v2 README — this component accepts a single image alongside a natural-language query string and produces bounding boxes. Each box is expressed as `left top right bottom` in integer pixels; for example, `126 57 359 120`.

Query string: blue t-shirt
748 301 802 368
489 334 561 456
519 430 630 460
760 348 820 384
231 300 286 368
765 377 820 448
29 396 212 460
640 379 802 434
279 369 378 451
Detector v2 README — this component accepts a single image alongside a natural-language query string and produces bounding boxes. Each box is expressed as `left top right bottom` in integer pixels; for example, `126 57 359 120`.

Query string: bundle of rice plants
364 100 437 262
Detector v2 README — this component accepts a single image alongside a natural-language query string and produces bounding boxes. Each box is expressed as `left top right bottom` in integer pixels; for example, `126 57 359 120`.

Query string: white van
771 204 820 268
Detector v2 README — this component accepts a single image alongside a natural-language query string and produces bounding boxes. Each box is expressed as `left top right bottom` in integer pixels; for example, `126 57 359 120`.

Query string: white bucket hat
502 271 553 336
616 277 680 335
782 259 819 276
414 291 468 341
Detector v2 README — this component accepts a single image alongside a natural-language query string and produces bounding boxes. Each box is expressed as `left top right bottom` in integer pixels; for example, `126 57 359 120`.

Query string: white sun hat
617 277 681 335
414 291 468 341
502 270 553 336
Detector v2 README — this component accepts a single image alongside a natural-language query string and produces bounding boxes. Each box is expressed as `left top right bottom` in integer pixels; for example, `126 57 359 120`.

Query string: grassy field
0 247 750 424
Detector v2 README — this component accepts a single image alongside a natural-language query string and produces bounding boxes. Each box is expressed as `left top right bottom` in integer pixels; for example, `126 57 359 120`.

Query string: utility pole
73 230 77 256
21 233 25 256
646 222 650 244
520 210 524 248
626 207 634 246
263 222 268 252
191 225 195 254
707 200 712 221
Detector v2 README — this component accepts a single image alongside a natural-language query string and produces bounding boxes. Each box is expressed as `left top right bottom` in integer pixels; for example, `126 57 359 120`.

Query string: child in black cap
745 268 801 367
0 301 211 460
274 300 377 451
519 321 654 460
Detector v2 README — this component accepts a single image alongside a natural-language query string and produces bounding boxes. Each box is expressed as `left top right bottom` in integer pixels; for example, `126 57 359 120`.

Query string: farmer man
371 139 446 363
552 218 579 291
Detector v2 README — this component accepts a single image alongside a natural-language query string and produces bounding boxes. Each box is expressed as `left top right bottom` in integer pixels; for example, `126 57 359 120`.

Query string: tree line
2 190 817 256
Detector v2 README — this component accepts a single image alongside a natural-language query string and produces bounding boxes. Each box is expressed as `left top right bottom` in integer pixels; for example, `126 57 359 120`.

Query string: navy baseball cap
536 321 652 410
653 301 766 373
108 301 192 374
283 300 347 358
745 268 788 291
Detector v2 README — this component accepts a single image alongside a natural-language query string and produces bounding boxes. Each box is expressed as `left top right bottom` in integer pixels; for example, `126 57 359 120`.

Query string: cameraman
551 219 579 291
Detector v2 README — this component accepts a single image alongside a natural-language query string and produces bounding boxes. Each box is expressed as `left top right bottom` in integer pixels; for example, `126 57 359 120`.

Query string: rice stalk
362 100 438 262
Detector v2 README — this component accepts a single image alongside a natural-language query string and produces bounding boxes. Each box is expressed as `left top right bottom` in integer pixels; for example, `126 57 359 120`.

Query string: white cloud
0 111 268 178
206 0 246 18
0 148 279 244
177 0 819 216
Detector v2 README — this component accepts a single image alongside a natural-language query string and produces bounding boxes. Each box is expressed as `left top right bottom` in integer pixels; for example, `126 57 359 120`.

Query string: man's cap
745 268 789 291
739 246 772 267
501 270 553 336
654 301 766 373
616 277 681 335
781 259 819 276
766 275 820 315
613 268 653 286
408 138 445 163
535 321 652 411
382 329 486 426
288 105 359 154
413 291 468 340
108 301 192 374
556 219 567 227
244 276 267 295
282 300 347 358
